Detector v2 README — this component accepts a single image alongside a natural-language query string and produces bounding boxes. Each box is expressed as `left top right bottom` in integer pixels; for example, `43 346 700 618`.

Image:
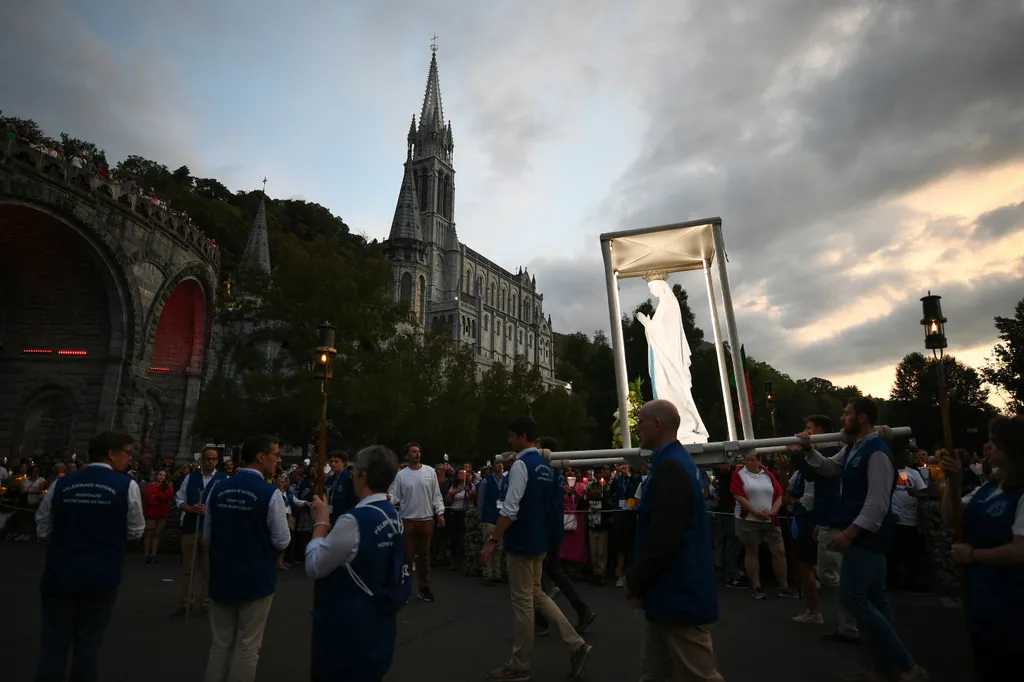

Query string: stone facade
0 139 219 464
383 49 563 388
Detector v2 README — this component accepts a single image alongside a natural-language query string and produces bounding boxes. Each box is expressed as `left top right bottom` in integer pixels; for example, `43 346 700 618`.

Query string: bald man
625 400 723 681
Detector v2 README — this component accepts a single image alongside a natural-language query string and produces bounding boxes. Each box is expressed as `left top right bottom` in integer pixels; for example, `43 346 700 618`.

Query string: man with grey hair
307 445 410 682
626 400 723 681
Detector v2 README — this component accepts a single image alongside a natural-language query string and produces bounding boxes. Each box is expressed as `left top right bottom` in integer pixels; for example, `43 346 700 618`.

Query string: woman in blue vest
306 445 410 682
941 415 1024 682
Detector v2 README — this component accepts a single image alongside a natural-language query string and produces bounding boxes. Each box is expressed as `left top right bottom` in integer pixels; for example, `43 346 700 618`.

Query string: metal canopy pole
601 239 633 449
703 259 737 440
712 222 755 441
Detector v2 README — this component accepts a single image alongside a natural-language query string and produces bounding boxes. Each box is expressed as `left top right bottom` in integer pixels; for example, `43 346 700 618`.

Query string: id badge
618 500 627 510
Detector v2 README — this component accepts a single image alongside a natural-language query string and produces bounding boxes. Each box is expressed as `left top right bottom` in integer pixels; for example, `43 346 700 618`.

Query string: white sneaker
615 577 624 588
792 611 825 624
547 586 561 600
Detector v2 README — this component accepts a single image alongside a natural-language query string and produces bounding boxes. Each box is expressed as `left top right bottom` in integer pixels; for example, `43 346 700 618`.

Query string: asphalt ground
1 543 973 682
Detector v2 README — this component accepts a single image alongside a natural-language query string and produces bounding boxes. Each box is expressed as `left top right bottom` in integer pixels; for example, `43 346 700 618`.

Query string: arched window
471 319 477 339
399 272 413 305
489 282 495 305
418 276 426 325
500 288 506 310
465 269 471 293
511 294 517 319
476 275 483 296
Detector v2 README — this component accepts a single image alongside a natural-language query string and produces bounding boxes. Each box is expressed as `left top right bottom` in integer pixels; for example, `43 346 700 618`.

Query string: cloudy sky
4 0 1023 403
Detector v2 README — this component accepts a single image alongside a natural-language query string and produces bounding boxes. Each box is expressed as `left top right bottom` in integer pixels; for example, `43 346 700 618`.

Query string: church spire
388 161 423 241
420 42 445 136
240 193 271 275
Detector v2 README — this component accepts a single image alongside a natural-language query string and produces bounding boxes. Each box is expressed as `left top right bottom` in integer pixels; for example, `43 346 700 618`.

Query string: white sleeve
126 480 146 540
175 478 188 508
804 447 846 477
1013 495 1024 537
500 460 529 521
432 473 445 517
305 514 360 578
909 469 928 491
34 488 55 538
266 489 291 550
388 473 402 508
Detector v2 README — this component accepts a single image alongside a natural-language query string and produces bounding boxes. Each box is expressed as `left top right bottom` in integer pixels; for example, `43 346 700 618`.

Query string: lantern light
313 322 337 380
764 381 774 406
920 292 948 354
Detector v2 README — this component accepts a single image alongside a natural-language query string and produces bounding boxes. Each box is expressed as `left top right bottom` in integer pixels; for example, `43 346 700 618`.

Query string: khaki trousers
403 518 434 589
181 531 210 608
506 552 585 673
204 595 274 682
588 530 608 576
481 522 504 580
639 621 724 681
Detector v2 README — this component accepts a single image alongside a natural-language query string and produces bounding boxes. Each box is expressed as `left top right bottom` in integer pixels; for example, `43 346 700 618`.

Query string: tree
983 296 1024 413
113 155 172 189
0 116 52 145
59 133 107 165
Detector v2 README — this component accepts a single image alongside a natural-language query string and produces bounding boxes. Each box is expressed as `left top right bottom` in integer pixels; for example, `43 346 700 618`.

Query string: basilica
383 47 562 387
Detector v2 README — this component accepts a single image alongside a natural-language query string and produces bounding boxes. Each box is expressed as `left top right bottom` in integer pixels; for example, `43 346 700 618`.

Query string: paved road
2 543 973 681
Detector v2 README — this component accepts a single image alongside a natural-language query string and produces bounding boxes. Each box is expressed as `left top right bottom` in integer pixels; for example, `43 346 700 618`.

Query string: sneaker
419 587 435 602
751 588 767 600
615 577 624 588
485 665 531 681
568 642 592 680
778 587 801 599
726 578 749 589
576 610 597 634
792 611 825 624
548 586 561 600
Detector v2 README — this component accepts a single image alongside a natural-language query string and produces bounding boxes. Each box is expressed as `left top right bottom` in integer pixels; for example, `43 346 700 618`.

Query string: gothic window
418 276 426 325
399 272 413 305
465 269 471 293
417 172 429 212
500 288 506 310
471 320 477 339
511 294 517 319
483 316 489 331
447 314 454 336
476 275 483 296
489 281 496 305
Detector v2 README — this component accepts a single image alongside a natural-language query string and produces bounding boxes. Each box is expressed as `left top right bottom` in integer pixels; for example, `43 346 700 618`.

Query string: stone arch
143 262 214 373
11 381 84 460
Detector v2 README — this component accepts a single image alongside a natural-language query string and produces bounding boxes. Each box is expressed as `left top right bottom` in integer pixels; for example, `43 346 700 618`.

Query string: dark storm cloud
975 201 1024 239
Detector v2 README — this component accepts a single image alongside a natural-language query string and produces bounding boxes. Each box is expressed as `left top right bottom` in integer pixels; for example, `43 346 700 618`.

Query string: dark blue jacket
41 465 133 595
837 434 896 552
327 470 353 524
207 470 278 603
635 441 718 625
813 446 842 528
181 470 226 533
503 449 557 557
479 474 501 525
963 481 1024 644
314 498 409 681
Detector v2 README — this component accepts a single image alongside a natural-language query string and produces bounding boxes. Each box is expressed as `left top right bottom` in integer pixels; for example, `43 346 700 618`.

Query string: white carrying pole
601 239 633 449
712 222 755 441
703 259 737 440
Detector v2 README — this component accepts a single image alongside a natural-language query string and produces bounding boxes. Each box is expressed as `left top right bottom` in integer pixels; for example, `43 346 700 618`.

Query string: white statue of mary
636 276 710 443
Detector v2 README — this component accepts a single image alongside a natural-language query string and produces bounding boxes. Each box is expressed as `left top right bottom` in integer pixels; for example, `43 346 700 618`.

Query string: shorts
736 518 783 547
794 531 818 564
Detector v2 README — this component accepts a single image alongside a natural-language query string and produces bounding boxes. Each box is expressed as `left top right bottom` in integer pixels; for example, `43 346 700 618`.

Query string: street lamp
764 381 777 438
312 322 337 496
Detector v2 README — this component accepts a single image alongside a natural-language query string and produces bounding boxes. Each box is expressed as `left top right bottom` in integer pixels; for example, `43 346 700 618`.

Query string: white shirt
34 463 145 540
963 484 1024 536
734 467 775 522
787 471 816 512
202 468 291 551
891 467 927 527
500 448 538 522
175 470 218 524
305 492 391 579
388 466 445 520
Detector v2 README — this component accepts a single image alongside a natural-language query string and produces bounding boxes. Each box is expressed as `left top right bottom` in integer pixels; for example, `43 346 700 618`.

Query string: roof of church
420 50 445 136
239 195 271 275
389 161 423 241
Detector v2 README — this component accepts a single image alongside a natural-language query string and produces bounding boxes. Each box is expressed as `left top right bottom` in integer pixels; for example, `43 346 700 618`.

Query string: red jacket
729 466 783 526
143 482 176 520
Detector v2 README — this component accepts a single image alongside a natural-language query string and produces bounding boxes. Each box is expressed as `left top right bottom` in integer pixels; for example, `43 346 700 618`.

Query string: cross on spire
262 176 268 194
431 34 438 53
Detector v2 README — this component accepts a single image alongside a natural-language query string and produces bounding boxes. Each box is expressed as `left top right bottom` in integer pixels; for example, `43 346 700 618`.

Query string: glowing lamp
312 322 337 380
764 381 774 407
920 292 947 353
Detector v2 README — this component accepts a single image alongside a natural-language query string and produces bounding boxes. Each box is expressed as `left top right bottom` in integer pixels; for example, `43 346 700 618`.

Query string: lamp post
310 322 336 682
764 380 777 438
920 294 961 545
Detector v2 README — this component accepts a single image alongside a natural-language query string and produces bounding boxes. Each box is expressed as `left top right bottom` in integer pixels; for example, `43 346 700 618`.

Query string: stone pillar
115 373 147 443
176 369 204 460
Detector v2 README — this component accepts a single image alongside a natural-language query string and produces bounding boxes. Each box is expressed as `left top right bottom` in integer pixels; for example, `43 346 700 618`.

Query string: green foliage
611 377 645 448
983 296 1024 414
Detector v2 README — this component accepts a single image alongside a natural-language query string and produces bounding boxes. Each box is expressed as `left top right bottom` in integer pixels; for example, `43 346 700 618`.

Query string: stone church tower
383 46 564 388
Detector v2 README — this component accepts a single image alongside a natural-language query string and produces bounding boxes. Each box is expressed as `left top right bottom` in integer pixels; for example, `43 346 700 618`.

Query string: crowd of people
10 398 1024 681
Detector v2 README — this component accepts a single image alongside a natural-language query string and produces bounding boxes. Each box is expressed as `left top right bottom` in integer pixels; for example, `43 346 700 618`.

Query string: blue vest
963 481 1024 643
503 449 556 557
181 470 226 533
837 434 896 552
315 499 409 681
41 465 132 595
635 441 718 625
328 470 353 524
480 475 501 525
498 473 509 501
790 471 815 535
207 470 278 603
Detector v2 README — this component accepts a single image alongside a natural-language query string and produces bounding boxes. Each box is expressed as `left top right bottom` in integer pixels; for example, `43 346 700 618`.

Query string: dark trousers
886 524 925 590
972 631 1015 682
536 539 589 627
447 510 466 565
36 588 119 682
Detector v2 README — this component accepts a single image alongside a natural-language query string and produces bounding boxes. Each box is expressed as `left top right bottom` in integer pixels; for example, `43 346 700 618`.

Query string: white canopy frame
600 217 753 448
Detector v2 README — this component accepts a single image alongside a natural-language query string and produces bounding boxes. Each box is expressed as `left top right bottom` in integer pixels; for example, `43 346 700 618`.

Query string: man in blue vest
480 416 591 682
478 460 505 584
203 435 290 682
34 430 146 682
306 445 410 682
623 400 723 681
325 450 353 524
173 446 226 617
796 398 928 682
